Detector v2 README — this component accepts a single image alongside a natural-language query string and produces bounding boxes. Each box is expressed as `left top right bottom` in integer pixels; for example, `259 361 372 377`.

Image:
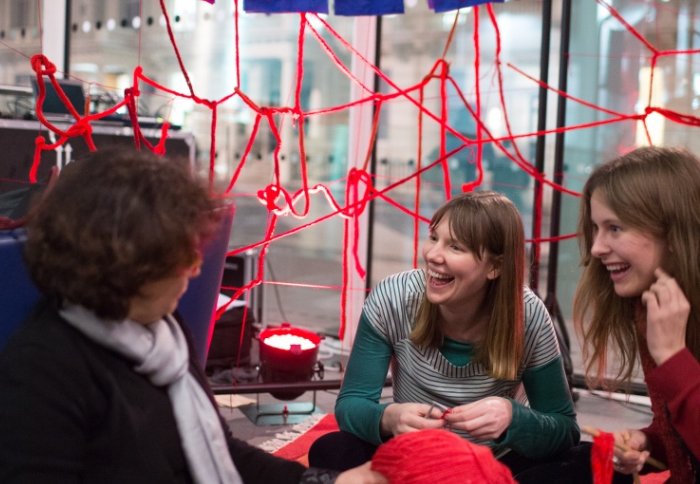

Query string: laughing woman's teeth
428 270 454 285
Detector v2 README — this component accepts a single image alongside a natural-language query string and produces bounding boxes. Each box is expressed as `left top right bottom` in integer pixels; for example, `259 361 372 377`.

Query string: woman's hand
443 396 512 440
335 462 388 484
380 402 445 437
641 268 689 365
612 429 649 475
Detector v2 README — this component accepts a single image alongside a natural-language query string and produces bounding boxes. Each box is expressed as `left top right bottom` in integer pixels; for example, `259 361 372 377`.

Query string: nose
590 231 608 258
423 241 444 264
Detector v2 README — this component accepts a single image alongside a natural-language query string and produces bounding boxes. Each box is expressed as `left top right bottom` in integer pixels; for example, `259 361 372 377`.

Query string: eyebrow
593 217 621 226
591 220 623 234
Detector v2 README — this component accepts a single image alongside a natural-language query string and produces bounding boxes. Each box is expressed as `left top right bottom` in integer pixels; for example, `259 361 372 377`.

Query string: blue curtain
239 0 503 15
243 0 329 14
335 0 404 16
429 0 503 13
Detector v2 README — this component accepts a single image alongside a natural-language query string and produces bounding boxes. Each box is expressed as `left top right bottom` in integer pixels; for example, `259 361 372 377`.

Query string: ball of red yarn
371 429 515 484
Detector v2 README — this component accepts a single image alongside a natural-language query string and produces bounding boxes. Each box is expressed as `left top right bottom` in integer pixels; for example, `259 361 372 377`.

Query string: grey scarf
60 304 243 484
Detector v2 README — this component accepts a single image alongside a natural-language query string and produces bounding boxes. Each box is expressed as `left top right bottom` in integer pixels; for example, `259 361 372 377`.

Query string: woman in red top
574 146 700 483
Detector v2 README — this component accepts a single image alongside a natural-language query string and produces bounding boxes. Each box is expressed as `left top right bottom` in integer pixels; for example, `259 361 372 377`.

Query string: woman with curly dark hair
0 148 383 484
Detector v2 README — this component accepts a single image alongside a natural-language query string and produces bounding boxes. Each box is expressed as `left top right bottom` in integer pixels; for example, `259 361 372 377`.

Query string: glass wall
558 0 700 381
373 1 549 280
66 0 356 335
0 1 41 110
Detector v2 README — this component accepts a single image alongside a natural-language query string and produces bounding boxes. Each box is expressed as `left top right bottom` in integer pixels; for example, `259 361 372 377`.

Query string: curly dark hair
24 148 222 320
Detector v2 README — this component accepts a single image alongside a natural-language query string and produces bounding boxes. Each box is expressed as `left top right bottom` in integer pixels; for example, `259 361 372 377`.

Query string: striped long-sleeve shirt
335 269 579 459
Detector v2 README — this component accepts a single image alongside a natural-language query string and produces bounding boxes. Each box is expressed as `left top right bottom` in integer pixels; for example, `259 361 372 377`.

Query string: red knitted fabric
371 429 515 484
590 431 615 484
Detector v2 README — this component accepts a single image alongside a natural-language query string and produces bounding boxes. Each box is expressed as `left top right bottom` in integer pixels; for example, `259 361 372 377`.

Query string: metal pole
529 0 552 291
64 0 72 76
545 0 574 392
546 0 572 302
364 15 382 294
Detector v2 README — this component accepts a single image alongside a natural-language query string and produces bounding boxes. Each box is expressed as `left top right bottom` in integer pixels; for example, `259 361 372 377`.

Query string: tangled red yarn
371 429 515 484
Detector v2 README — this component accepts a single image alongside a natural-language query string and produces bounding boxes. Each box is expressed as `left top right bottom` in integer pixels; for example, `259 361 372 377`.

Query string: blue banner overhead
335 0 405 16
429 0 503 13
237 0 502 15
243 0 329 14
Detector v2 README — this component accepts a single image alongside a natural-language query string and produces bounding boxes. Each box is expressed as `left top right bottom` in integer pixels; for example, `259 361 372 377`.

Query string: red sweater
637 327 700 483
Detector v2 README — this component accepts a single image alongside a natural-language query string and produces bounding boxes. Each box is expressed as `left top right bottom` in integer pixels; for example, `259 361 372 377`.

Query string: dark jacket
0 299 308 483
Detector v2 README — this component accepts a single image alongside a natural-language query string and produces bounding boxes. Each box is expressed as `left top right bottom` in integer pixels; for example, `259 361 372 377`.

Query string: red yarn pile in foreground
371 429 515 484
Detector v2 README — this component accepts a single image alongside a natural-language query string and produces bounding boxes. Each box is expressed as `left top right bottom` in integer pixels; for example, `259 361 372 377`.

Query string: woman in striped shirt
309 191 581 481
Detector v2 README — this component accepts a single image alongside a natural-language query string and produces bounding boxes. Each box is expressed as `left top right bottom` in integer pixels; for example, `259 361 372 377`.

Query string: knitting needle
581 426 666 470
425 401 450 419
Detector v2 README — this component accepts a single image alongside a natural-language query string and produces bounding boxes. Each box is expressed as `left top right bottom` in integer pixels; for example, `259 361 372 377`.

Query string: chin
613 284 644 299
425 294 447 306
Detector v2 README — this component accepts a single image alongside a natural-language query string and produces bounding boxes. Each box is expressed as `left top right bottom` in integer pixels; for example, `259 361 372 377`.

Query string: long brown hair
411 191 525 380
574 146 700 388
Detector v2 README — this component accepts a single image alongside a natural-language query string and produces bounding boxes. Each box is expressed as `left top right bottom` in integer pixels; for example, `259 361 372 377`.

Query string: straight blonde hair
410 191 525 380
574 146 700 389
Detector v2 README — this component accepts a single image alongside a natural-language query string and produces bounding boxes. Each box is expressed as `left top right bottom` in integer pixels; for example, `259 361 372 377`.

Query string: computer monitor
31 77 86 117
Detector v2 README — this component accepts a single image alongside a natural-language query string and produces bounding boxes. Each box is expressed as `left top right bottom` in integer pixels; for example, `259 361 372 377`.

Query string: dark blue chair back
0 229 41 352
176 203 235 367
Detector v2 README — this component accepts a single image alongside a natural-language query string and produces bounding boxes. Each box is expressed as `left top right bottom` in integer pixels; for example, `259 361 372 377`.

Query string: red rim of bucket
259 324 322 349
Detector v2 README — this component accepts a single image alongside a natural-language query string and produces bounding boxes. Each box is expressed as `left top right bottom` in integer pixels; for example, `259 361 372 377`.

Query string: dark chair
0 229 41 352
176 203 235 367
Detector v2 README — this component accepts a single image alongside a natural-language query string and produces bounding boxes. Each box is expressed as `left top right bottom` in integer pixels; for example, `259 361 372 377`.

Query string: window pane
559 0 700 382
67 1 354 334
373 2 544 283
0 1 41 88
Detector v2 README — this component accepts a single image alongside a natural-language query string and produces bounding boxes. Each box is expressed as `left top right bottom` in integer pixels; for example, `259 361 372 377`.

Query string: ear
487 256 502 280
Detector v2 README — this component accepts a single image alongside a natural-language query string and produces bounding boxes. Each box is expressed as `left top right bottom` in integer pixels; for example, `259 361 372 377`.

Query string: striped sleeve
363 270 425 344
522 288 560 370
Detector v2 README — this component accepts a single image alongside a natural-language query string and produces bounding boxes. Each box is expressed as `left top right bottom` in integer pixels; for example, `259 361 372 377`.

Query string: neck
439 305 488 342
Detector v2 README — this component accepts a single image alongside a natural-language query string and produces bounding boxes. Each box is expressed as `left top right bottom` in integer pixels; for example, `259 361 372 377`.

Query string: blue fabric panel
430 0 503 13
243 0 329 14
334 0 404 16
0 229 41 352
176 204 234 367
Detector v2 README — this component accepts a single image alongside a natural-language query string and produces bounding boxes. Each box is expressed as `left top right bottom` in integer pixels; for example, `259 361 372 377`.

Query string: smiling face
422 214 498 318
589 190 667 298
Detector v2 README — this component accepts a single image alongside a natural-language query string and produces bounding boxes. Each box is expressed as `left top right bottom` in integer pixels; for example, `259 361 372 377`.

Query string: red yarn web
24 0 700 341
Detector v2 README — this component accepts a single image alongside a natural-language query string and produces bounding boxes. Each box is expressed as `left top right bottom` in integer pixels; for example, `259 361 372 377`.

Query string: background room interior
1 0 699 476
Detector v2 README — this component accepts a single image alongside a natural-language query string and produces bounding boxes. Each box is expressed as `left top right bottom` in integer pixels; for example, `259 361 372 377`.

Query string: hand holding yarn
443 396 513 440
611 429 649 475
380 402 446 437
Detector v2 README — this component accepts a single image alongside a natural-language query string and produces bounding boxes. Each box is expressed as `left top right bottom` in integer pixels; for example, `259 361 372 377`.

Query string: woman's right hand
380 402 445 437
612 429 649 475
